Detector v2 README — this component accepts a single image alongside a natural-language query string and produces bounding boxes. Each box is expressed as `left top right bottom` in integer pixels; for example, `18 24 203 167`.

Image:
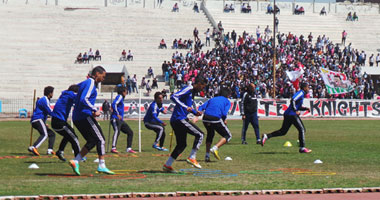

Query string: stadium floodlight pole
29 89 36 146
106 91 113 153
138 90 142 152
273 0 277 98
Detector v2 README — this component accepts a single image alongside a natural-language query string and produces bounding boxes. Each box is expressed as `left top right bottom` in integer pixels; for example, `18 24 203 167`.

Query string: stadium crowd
162 28 375 100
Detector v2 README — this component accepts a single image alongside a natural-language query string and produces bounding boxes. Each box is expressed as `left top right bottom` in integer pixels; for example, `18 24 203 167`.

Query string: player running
110 86 135 154
261 82 312 153
144 91 168 151
51 85 80 161
28 86 56 156
69 66 115 175
163 76 207 172
198 87 232 162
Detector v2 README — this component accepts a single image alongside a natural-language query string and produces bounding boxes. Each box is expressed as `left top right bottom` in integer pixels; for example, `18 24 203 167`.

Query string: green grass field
1 119 380 196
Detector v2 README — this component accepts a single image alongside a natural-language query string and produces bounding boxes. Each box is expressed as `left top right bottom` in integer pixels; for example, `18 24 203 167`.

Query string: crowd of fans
161 26 376 100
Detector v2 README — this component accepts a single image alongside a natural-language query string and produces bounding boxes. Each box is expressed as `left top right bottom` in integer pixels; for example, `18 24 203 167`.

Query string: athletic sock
205 152 210 158
211 146 218 151
153 142 158 146
165 156 175 166
99 159 106 168
189 149 197 159
74 153 82 163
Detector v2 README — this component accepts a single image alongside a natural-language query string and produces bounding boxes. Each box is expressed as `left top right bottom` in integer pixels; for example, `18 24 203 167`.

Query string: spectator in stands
369 54 374 67
217 21 224 33
172 39 178 49
320 6 326 15
294 5 304 15
241 3 251 13
205 28 211 46
275 17 279 31
141 77 147 89
346 12 353 21
342 30 347 46
193 3 199 13
172 3 179 12
159 39 167 49
231 30 237 45
229 4 235 12
169 74 175 93
120 49 127 61
161 89 167 99
223 4 230 13
76 53 83 64
95 49 101 61
264 25 271 40
148 67 154 78
88 48 95 61
82 52 89 64
127 50 133 61
376 53 380 67
267 4 273 14
102 100 110 120
353 12 358 21
256 26 261 39
126 75 132 94
193 27 199 42
152 78 158 89
146 80 152 95
132 74 138 93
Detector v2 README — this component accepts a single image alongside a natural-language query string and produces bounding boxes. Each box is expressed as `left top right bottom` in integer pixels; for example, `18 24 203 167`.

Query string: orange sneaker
186 158 202 169
163 164 176 173
111 148 119 154
28 147 40 156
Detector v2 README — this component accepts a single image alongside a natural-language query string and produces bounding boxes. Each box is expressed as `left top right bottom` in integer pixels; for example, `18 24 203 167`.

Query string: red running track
125 193 380 200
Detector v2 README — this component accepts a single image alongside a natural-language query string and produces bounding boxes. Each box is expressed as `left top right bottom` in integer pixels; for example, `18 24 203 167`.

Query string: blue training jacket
111 94 125 120
73 78 98 121
170 85 197 122
51 90 77 121
198 96 231 121
31 96 53 123
284 90 306 116
144 101 164 124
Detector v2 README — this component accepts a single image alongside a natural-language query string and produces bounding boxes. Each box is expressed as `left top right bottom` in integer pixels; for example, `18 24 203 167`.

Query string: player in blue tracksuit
69 66 114 176
163 76 207 172
261 82 312 153
110 86 135 154
144 91 168 151
28 86 55 156
198 87 232 162
51 85 80 161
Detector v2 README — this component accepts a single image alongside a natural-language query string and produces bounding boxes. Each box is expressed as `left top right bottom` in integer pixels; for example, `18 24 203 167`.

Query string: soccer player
163 76 207 172
69 66 114 175
110 86 135 154
28 86 56 156
241 83 260 144
144 91 168 151
261 82 312 153
198 87 232 162
51 85 80 161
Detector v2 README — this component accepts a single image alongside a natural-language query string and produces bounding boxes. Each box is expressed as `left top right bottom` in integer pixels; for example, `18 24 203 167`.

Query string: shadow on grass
35 173 91 178
255 152 291 154
24 161 59 164
10 152 31 156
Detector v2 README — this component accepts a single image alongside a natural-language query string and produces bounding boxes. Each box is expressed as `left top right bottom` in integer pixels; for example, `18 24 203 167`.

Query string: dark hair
44 86 54 96
68 84 79 93
301 82 308 90
219 87 231 98
91 66 106 76
194 75 207 85
117 86 127 95
154 92 162 100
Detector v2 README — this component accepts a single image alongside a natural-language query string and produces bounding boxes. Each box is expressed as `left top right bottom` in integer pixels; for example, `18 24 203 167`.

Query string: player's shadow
35 173 90 177
24 161 58 164
10 153 31 156
255 152 290 154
